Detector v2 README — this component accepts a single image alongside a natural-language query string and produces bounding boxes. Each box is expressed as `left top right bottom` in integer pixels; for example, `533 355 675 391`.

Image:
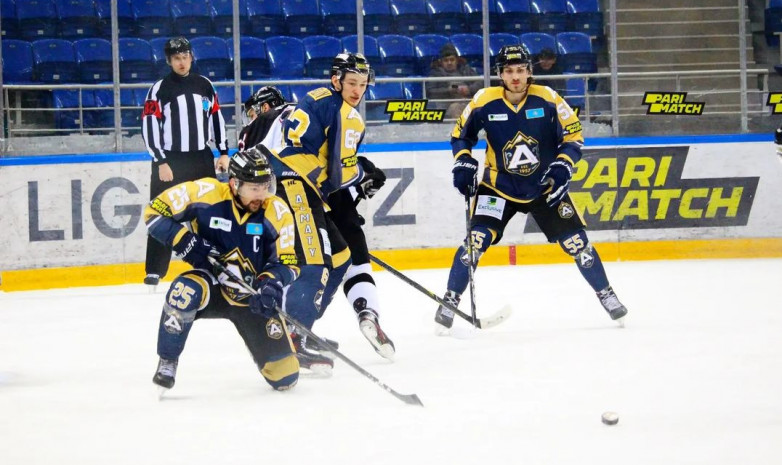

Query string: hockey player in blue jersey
270 53 394 361
434 44 628 333
145 147 301 395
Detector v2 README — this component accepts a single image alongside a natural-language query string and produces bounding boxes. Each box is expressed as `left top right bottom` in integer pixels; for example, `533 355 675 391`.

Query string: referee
141 36 230 287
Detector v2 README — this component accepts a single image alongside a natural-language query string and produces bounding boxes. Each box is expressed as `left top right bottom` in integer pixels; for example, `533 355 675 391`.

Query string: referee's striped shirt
142 72 228 164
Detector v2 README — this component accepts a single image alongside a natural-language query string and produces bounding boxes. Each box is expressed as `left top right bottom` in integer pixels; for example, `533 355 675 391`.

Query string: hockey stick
464 193 478 328
208 257 423 407
368 254 511 329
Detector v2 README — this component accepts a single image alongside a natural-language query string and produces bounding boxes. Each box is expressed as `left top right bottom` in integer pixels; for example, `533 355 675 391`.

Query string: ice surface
1 259 781 464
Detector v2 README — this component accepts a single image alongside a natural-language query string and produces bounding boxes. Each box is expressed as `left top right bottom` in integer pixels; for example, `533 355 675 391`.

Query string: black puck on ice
601 411 619 425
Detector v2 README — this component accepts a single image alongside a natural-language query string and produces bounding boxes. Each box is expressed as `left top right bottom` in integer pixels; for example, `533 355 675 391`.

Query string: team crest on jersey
503 131 540 176
558 202 575 219
266 318 284 339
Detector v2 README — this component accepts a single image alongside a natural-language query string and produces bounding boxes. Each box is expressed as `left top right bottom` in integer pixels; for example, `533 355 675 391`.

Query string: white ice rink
1 258 781 465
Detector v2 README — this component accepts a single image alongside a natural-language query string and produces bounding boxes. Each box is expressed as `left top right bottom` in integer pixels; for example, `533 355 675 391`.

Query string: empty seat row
2 32 595 84
0 0 603 41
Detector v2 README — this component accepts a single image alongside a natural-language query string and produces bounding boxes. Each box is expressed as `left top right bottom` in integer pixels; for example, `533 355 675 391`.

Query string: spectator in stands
426 43 481 119
532 48 564 94
141 37 231 289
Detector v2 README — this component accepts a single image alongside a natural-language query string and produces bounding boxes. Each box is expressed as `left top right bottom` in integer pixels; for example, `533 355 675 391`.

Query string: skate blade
156 386 170 400
434 323 452 337
359 321 395 361
300 364 333 378
615 316 626 328
147 285 158 294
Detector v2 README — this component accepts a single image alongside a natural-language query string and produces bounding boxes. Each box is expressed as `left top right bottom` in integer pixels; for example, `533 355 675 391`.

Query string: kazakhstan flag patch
246 223 263 235
525 108 544 119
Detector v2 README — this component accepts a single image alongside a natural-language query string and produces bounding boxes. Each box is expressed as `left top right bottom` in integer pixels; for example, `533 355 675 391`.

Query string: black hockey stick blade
208 257 424 407
369 254 512 329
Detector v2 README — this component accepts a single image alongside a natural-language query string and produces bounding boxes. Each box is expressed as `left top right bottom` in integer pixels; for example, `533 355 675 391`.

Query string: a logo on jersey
525 108 544 119
347 108 362 121
149 198 173 217
163 313 184 334
475 195 505 220
266 318 284 339
384 100 445 123
313 289 324 312
246 223 263 235
643 92 704 115
142 100 161 118
488 114 508 121
558 201 575 219
503 131 541 176
210 217 232 232
202 96 210 112
766 93 782 114
564 121 583 135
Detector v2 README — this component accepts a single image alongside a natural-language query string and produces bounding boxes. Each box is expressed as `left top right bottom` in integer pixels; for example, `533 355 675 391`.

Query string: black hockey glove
539 159 573 207
249 276 283 318
358 156 386 198
452 154 479 197
775 127 782 162
173 232 217 270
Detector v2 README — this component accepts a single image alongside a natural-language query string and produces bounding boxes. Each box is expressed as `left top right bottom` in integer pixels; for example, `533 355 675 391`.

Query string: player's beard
241 198 262 213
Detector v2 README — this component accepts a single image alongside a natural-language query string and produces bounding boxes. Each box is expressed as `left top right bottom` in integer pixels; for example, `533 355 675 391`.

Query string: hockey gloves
539 159 573 207
775 127 782 162
173 232 217 270
249 276 283 318
358 156 386 198
452 155 479 197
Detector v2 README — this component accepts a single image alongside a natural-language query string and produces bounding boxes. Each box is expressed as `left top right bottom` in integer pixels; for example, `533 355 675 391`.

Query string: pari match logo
384 100 445 123
765 92 782 114
642 92 704 115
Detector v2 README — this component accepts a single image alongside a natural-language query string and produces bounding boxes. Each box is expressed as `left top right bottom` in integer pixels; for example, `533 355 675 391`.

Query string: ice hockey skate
597 286 627 327
144 274 160 292
434 290 461 336
152 357 178 398
290 332 333 378
357 307 395 361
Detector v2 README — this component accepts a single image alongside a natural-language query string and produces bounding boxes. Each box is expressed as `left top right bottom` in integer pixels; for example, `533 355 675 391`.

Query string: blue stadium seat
1 0 20 39
247 0 285 37
149 37 171 77
405 80 423 98
32 39 78 83
426 0 465 34
2 39 34 82
556 31 595 73
95 0 134 37
376 34 416 76
562 73 585 109
74 38 113 83
303 35 342 78
489 32 519 68
342 35 380 62
56 0 100 39
413 33 449 75
266 35 305 77
450 33 483 73
53 89 93 129
17 0 58 40
461 0 499 33
766 0 782 46
521 32 556 56
530 0 568 34
495 0 533 33
89 88 145 130
367 81 407 121
275 84 293 102
321 0 357 36
191 36 232 80
214 85 241 125
212 0 250 36
171 0 214 37
289 81 324 102
363 0 394 35
226 37 271 79
118 37 158 82
130 0 173 39
281 0 323 37
567 0 603 40
390 0 432 36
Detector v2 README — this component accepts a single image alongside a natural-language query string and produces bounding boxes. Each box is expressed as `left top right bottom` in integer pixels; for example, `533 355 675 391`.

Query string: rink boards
1 134 781 290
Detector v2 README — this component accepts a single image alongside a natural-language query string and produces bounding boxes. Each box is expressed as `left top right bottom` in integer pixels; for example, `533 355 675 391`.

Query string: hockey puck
601 411 619 425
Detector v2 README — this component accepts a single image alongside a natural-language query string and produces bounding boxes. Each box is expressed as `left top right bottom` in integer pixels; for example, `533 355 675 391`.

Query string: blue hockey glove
452 155 479 197
249 276 283 318
358 156 386 198
539 159 573 207
172 232 217 269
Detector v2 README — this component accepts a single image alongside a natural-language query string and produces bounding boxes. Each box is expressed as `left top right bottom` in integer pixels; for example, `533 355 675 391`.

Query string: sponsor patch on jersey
266 318 284 339
642 92 704 115
558 202 575 219
148 198 173 217
384 99 445 123
525 108 544 119
201 96 210 112
564 121 583 135
209 217 232 232
475 195 506 220
279 253 298 266
488 114 509 121
246 223 263 235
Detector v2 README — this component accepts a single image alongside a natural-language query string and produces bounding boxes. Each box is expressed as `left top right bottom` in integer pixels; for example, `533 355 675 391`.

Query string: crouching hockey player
145 147 301 396
434 45 628 333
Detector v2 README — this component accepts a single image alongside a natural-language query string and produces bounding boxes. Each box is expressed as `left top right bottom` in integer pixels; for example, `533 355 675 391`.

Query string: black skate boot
153 357 178 397
355 299 395 361
290 331 334 377
144 273 160 292
597 286 627 325
434 290 461 335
